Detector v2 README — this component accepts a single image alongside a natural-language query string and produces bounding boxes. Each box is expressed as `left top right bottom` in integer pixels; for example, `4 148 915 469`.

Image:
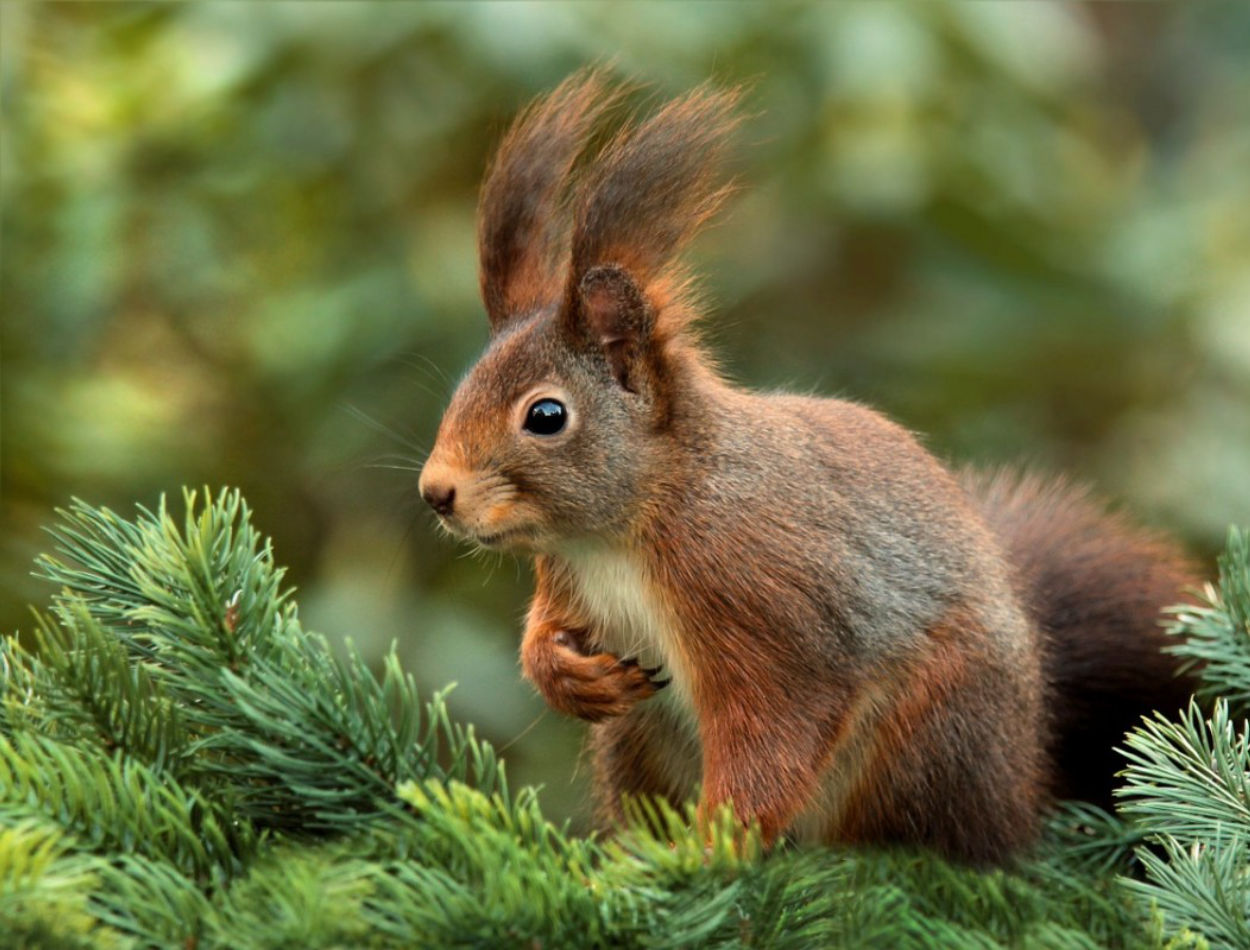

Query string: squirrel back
418 73 1201 864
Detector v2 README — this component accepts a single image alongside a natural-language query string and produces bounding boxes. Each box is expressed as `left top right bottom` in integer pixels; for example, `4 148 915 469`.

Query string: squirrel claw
524 635 669 721
652 677 672 690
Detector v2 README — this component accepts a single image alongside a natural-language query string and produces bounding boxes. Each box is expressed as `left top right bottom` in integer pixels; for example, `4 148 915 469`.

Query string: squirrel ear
576 265 654 393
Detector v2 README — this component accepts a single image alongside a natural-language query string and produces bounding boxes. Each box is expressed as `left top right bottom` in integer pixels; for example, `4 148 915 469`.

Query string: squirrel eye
523 398 567 436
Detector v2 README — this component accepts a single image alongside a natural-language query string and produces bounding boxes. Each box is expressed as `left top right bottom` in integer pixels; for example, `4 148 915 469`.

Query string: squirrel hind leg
588 700 701 834
960 467 1202 806
836 617 1047 866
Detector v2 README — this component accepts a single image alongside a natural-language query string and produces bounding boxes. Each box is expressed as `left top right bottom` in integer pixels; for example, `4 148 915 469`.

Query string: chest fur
560 545 694 712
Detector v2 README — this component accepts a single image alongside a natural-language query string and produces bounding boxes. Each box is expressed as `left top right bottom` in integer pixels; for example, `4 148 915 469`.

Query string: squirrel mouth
473 526 535 549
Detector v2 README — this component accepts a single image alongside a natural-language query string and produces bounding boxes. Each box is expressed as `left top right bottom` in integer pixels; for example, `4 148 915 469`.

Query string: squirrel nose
422 483 456 517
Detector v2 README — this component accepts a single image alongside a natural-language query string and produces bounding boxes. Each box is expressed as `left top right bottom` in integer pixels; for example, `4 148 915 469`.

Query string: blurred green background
3 1 1249 827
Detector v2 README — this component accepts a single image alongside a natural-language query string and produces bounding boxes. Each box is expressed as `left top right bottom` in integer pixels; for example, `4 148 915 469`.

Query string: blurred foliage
2 1 1249 827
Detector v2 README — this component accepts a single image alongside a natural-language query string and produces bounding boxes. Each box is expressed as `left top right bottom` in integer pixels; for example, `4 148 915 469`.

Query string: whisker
365 462 425 474
497 709 548 754
371 452 427 464
399 350 454 389
342 403 429 455
397 372 451 405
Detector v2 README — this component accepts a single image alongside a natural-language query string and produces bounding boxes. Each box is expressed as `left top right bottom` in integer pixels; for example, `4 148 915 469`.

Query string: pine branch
91 856 213 948
1113 525 1250 948
1164 526 1250 716
0 821 123 950
33 489 504 836
0 730 254 879
27 606 189 772
1117 700 1250 947
1130 839 1249 949
201 849 378 949
1119 701 1250 845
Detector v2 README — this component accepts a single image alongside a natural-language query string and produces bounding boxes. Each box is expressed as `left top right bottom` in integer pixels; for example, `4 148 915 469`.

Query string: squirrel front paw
523 630 669 722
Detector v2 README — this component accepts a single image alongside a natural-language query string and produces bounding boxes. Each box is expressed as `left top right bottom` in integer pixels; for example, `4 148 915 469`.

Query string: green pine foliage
1164 528 1250 716
0 492 1247 948
1115 528 1250 949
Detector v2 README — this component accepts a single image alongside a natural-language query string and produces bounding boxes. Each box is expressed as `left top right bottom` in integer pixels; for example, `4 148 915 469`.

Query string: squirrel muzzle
419 454 539 550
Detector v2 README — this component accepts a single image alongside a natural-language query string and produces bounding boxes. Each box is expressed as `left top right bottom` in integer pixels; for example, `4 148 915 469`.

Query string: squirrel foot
529 631 667 722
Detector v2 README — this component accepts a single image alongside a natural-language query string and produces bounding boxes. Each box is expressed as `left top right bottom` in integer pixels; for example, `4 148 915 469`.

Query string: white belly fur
559 542 697 720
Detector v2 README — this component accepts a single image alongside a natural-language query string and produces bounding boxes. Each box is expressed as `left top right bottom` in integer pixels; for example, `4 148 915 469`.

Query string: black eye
523 398 567 436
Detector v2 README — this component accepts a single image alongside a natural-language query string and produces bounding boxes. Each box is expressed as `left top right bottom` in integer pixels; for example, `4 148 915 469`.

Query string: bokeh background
3 1 1249 827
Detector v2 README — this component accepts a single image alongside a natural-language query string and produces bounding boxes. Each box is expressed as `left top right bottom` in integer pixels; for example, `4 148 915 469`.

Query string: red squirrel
417 73 1198 864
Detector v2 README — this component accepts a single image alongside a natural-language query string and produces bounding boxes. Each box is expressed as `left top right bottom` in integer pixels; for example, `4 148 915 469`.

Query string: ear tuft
578 265 651 392
477 70 621 333
564 84 743 335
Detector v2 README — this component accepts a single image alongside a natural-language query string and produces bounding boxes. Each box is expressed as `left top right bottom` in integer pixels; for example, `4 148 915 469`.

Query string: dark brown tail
961 469 1201 807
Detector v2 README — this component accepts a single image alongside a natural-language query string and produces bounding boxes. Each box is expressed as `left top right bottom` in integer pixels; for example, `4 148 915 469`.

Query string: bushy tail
961 469 1201 807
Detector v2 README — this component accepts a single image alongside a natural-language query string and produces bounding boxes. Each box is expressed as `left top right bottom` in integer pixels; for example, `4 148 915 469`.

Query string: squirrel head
420 72 741 552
